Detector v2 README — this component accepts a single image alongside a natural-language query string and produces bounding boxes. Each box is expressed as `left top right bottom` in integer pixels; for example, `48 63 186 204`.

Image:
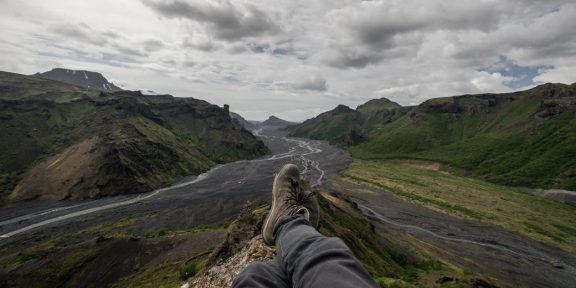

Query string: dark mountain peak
333 104 355 113
357 97 402 113
35 68 122 92
261 115 295 127
528 82 576 99
267 115 281 121
1 71 269 202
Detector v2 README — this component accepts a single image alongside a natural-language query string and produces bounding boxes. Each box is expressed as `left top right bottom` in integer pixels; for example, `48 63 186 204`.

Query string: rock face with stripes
35 68 123 92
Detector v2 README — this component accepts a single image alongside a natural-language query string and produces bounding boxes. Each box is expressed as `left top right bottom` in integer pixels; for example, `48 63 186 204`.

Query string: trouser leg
275 215 378 288
232 260 290 288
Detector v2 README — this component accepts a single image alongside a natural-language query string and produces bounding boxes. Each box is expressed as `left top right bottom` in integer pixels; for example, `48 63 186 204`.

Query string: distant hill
230 111 255 130
289 83 576 190
261 116 296 127
0 71 269 202
288 105 364 145
35 68 122 92
356 98 401 113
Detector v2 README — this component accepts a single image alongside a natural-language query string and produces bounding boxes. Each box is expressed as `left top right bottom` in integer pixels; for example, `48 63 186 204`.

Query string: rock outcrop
187 203 273 288
35 68 122 92
0 71 269 202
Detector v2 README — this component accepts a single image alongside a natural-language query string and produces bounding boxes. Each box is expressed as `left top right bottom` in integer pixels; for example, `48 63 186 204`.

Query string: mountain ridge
35 68 122 92
289 82 576 190
0 71 269 202
261 115 296 127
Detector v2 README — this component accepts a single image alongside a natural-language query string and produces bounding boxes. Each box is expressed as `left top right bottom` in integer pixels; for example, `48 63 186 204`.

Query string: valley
1 127 575 287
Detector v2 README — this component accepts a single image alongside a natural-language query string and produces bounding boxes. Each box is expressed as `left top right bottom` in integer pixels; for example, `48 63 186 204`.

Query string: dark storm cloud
142 0 281 41
325 0 506 69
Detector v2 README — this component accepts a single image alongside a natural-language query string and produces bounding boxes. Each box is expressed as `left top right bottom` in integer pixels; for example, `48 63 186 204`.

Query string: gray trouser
232 215 378 288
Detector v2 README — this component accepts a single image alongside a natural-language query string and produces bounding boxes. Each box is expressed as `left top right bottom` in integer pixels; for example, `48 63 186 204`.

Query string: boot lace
284 177 314 209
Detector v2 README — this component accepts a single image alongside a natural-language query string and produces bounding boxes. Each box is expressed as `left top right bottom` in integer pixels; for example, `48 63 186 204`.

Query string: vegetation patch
341 160 576 253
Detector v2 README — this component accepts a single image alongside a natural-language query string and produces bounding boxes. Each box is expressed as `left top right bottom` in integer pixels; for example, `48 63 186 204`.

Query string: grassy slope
288 106 363 145
318 192 465 288
350 98 576 190
0 213 225 288
341 160 576 253
0 191 492 288
290 84 576 190
0 71 268 201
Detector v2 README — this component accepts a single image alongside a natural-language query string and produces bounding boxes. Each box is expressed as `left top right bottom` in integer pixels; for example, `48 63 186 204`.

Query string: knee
322 237 351 250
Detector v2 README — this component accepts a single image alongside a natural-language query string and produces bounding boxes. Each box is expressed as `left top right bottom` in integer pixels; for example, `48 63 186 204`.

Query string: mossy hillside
288 105 363 145
291 83 576 190
0 99 104 198
317 192 473 286
0 71 99 102
351 106 576 190
0 212 225 288
0 71 269 201
341 160 576 253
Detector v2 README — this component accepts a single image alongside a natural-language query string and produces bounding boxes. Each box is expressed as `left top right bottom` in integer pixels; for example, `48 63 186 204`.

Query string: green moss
145 225 209 239
54 250 99 284
374 276 417 288
179 260 205 280
342 160 576 252
553 224 576 237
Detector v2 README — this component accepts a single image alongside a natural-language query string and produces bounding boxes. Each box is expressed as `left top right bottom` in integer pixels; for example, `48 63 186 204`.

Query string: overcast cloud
1 0 575 121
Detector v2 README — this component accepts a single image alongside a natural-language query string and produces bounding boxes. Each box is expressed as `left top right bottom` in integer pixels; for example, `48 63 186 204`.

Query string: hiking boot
262 164 320 245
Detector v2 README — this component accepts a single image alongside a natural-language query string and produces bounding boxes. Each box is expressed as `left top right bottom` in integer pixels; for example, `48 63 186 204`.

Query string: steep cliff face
0 71 269 202
229 112 256 130
35 68 122 92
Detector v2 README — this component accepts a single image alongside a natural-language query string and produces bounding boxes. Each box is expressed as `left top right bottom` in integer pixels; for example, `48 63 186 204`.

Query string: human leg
275 215 378 288
232 261 290 288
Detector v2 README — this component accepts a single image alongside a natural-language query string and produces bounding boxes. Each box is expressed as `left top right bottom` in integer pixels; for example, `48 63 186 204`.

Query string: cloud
322 0 503 68
51 23 109 46
143 39 164 52
323 0 573 69
182 36 217 52
1 0 575 121
142 0 281 41
292 75 327 91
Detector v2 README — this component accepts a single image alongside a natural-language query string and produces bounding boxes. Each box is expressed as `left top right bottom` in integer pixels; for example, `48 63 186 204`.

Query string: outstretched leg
275 214 377 288
261 163 378 288
232 261 290 288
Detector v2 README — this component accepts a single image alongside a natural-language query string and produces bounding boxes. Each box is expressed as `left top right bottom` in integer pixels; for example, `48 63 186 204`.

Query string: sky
1 0 575 121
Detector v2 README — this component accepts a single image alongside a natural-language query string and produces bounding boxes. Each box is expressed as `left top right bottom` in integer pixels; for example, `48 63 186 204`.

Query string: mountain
289 83 576 190
230 111 255 130
288 105 364 145
356 97 401 113
260 115 296 127
35 68 122 92
0 71 269 202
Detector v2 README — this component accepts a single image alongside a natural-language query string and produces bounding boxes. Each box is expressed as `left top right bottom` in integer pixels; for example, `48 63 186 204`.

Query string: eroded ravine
0 130 330 240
